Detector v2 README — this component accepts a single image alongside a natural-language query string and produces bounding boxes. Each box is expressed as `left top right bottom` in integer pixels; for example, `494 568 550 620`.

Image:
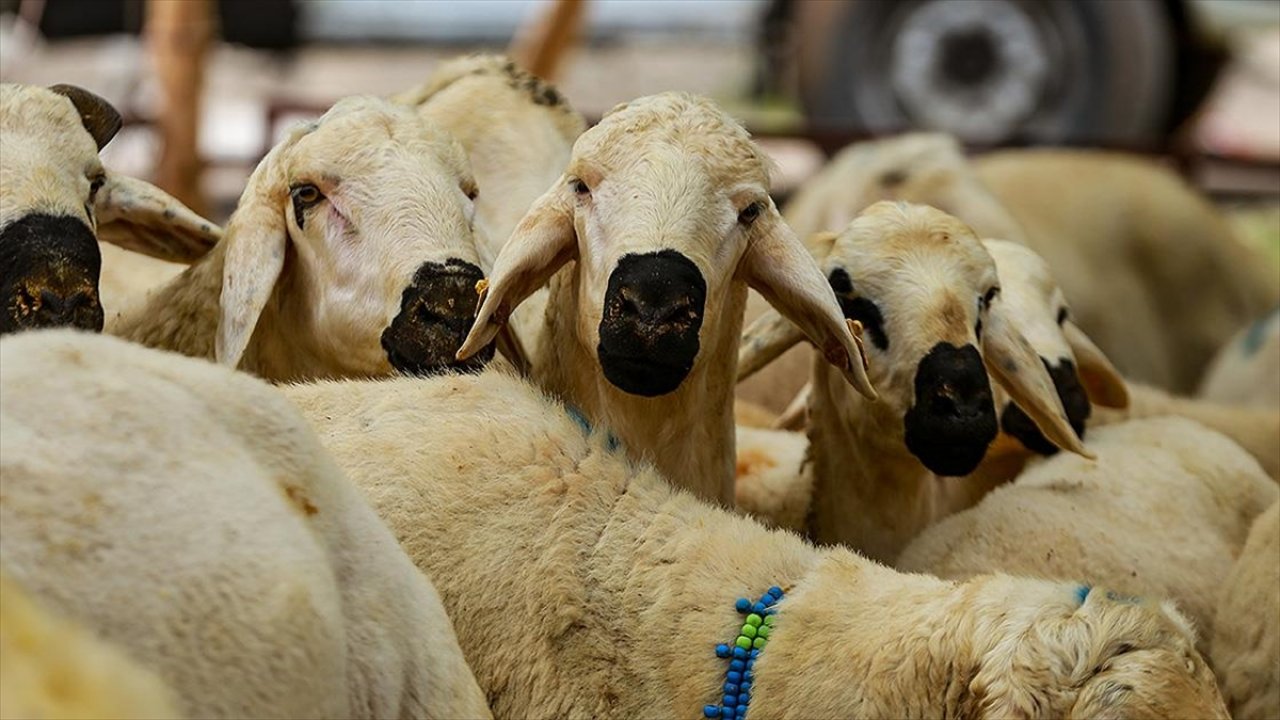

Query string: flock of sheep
1 54 1278 719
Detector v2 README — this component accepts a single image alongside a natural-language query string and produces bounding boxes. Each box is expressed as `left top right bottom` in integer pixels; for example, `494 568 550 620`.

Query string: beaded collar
703 586 784 719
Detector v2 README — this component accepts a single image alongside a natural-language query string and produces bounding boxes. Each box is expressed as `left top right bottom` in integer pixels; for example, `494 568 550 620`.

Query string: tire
797 0 1176 145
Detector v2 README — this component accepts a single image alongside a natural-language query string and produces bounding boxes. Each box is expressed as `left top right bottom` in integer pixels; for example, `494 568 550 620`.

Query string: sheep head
741 201 1086 477
982 239 1129 457
458 92 873 400
0 83 218 336
215 96 501 380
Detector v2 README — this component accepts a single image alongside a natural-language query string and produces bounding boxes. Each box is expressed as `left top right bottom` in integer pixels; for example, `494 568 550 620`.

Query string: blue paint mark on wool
564 404 622 452
1074 585 1091 605
1241 305 1280 357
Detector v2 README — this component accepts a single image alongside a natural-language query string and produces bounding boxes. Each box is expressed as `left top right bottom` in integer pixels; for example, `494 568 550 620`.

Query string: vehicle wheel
797 0 1176 145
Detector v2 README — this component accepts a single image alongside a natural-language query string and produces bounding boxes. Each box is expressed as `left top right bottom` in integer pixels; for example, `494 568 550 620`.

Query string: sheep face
972 581 1226 719
216 96 494 378
459 92 875 400
0 84 114 335
0 84 219 336
983 239 1128 456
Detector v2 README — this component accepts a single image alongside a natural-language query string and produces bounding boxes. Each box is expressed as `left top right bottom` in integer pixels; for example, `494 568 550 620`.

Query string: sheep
0 330 491 720
98 243 189 322
394 54 586 364
1 83 219 335
975 148 1280 393
737 134 1278 410
734 425 810 532
738 202 1086 562
1199 306 1280 409
1 567 179 720
107 95 516 382
897 416 1278 650
455 91 875 507
1212 501 1280 719
282 367 1228 719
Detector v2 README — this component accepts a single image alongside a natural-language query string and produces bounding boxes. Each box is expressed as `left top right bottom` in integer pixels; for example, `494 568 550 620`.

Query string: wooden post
146 0 213 216
508 0 586 82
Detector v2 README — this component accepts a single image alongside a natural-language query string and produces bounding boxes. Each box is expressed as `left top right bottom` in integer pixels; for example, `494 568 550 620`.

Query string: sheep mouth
596 347 694 397
0 213 104 336
381 258 495 377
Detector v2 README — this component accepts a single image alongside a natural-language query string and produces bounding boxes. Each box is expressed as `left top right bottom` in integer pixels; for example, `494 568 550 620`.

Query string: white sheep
455 91 874 507
0 329 491 720
737 134 1278 410
1199 307 1280 409
1 567 179 720
897 416 1278 649
107 95 515 382
737 202 1086 561
395 54 586 367
1 83 218 335
282 367 1228 719
1212 501 1280 719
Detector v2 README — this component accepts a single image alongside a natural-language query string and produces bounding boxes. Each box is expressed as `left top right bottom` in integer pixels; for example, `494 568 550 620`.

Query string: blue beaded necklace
703 586 784 719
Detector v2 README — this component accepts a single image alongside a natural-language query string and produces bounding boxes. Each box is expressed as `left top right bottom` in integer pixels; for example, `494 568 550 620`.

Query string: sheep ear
982 299 1093 458
737 207 876 400
49 84 121 150
94 173 221 263
216 157 288 369
1064 321 1129 409
456 183 576 361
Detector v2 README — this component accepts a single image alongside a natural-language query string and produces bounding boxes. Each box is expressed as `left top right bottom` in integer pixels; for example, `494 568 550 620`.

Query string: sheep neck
805 360 979 563
109 244 225 362
536 263 743 507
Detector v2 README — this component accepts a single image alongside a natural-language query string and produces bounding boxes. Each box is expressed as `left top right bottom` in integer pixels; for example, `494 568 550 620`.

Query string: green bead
757 625 771 639
745 614 763 627
763 615 776 627
741 624 757 639
735 636 752 650
753 637 768 649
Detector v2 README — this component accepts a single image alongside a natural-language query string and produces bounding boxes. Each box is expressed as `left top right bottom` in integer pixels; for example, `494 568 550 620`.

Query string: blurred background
1 0 1277 261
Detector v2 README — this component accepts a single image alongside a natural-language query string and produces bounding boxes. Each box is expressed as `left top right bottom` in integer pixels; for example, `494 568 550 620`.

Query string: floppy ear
48 84 121 150
94 173 221 263
215 155 289 369
1064 321 1129 409
737 207 875 400
456 182 577 360
982 298 1093 458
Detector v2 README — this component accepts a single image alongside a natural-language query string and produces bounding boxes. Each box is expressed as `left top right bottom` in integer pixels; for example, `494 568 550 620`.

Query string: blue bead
768 586 783 598
732 647 748 660
724 683 739 695
752 602 766 614
729 659 745 672
704 705 720 718
740 682 752 694
736 706 748 718
735 598 751 613
723 695 738 708
746 659 755 670
750 648 761 658
715 644 731 658
761 596 776 608
726 671 742 684
720 707 734 719
739 693 751 706
743 670 753 682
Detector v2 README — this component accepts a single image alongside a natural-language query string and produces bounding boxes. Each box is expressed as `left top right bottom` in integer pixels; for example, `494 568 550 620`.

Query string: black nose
597 250 707 397
1001 357 1091 455
904 342 998 477
0 213 104 335
381 259 494 376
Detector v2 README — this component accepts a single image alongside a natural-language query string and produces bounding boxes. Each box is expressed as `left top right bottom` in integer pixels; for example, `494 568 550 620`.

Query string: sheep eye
1057 307 1069 326
87 175 105 202
980 286 999 309
571 179 590 195
738 202 762 226
291 184 323 206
